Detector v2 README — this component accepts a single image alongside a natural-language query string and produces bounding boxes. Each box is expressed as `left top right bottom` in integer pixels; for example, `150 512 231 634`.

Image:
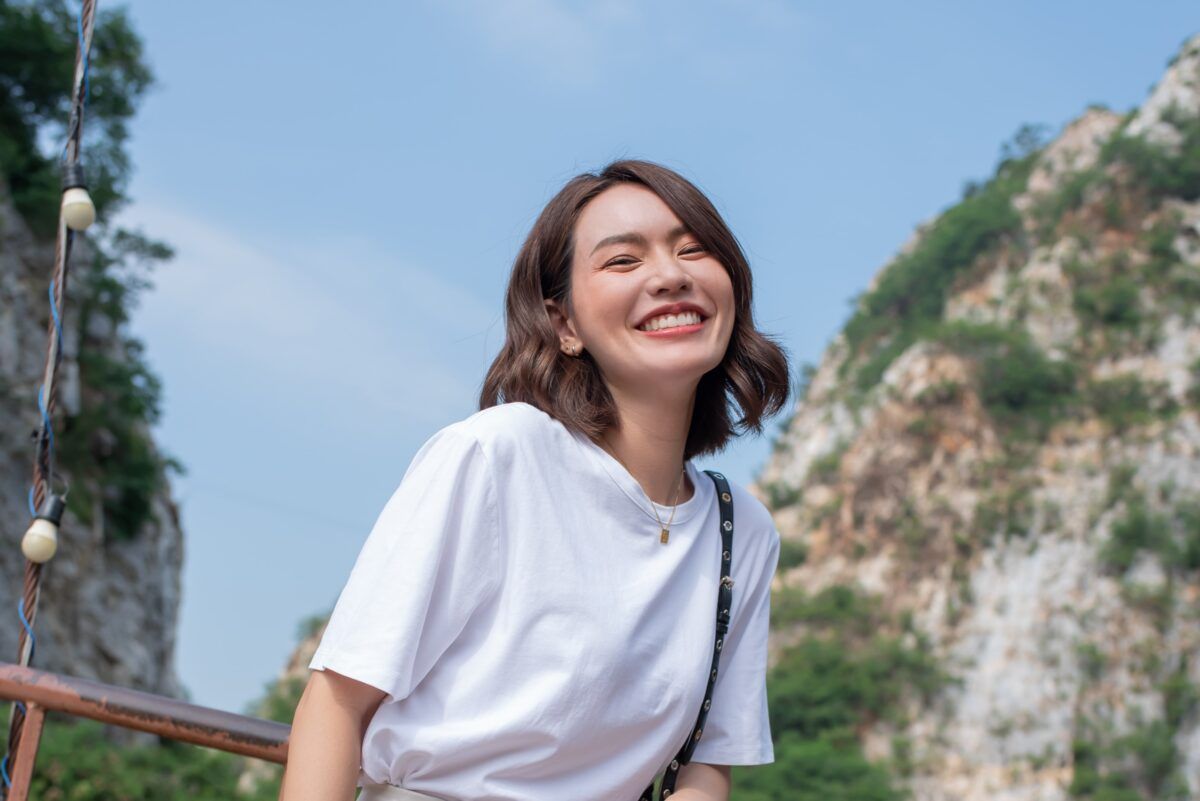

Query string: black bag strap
638 469 734 801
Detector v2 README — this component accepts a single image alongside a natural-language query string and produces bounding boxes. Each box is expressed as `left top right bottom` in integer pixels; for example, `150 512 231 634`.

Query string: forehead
574 184 684 246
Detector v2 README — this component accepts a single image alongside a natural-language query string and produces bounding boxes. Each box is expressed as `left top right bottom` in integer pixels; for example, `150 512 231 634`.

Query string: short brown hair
479 159 790 460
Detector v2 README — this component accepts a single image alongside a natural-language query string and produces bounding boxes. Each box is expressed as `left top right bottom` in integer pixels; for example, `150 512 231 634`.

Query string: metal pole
0 663 290 765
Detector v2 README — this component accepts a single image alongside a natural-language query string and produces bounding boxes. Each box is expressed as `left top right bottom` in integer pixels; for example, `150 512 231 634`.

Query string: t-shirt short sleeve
690 519 781 766
308 425 501 702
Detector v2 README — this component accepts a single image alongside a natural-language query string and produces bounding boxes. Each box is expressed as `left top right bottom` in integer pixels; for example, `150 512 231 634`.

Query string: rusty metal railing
0 661 290 800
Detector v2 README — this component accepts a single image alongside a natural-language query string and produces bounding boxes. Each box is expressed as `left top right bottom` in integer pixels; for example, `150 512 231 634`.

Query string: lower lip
636 319 706 337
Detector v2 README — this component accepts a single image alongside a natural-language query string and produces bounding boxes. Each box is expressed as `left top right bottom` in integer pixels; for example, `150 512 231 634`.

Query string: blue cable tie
38 277 63 455
36 386 54 457
48 278 63 358
59 2 93 162
27 485 36 518
16 600 36 665
0 704 32 791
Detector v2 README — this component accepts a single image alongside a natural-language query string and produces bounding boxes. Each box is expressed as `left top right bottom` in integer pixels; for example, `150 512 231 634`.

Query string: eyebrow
589 224 691 256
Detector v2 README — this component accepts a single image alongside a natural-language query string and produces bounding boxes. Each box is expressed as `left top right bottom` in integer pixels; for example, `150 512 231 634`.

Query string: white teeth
638 311 703 331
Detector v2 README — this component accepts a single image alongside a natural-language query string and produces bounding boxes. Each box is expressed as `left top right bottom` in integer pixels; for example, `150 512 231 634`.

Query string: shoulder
725 480 777 539
718 475 781 574
440 401 560 448
428 401 566 467
452 401 556 439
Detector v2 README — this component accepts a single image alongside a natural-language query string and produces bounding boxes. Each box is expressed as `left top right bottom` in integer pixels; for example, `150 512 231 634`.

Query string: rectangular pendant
660 528 669 544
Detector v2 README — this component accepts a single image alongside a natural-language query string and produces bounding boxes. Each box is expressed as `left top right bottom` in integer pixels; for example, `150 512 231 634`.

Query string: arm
279 668 388 801
288 428 498 798
672 763 731 801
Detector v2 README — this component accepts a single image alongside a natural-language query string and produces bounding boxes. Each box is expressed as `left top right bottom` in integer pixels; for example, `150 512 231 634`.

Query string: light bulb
60 162 95 231
22 518 58 563
22 494 66 563
62 187 95 231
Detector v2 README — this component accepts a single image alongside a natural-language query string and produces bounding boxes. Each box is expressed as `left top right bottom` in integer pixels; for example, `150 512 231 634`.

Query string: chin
643 359 717 383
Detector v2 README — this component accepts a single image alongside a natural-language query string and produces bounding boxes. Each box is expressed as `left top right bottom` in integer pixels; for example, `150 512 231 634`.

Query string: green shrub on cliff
843 125 1045 394
733 585 947 800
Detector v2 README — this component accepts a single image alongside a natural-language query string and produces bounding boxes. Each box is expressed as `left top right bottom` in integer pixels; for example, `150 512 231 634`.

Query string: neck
596 379 698 507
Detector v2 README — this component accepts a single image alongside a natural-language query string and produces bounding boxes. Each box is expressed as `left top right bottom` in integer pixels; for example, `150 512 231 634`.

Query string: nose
647 249 693 293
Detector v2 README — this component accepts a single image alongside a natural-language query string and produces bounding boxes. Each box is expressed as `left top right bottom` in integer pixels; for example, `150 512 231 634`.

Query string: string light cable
2 0 96 792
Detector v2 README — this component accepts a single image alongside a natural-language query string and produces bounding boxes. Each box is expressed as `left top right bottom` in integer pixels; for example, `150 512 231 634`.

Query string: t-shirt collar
566 426 712 526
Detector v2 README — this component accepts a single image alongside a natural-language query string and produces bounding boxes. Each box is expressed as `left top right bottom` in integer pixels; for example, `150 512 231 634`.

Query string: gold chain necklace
600 433 687 544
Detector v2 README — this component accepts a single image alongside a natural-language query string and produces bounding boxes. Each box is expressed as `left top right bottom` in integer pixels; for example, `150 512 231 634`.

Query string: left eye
681 245 706 255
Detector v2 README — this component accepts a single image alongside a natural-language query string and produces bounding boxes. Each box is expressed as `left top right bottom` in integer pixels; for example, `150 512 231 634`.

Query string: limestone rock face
1126 35 1200 148
756 34 1200 800
0 183 183 700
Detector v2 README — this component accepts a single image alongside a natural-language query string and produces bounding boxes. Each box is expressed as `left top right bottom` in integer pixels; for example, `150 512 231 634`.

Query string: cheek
573 279 628 337
706 265 736 313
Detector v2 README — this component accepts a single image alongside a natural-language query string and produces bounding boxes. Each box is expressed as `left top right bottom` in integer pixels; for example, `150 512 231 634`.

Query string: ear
544 297 578 344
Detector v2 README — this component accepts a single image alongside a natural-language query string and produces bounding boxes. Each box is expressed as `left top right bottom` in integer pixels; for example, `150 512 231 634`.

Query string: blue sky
108 1 1197 712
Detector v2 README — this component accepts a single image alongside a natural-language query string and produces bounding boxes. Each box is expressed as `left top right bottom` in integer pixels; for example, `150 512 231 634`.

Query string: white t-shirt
308 401 779 801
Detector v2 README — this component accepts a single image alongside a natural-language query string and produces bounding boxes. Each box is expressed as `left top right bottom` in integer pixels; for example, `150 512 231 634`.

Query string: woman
282 159 790 801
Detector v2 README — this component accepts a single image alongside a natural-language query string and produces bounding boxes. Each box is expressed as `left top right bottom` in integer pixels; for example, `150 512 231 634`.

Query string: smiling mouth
636 311 707 332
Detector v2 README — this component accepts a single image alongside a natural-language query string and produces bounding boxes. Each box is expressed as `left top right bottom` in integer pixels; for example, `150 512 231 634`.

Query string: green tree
30 715 249 801
1 0 181 540
0 0 152 233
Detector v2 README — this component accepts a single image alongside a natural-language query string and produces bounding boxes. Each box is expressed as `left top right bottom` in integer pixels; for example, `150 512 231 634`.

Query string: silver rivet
723 550 730 560
723 520 732 531
704 699 711 710
716 638 724 650
663 790 672 798
694 728 703 740
671 759 679 770
711 668 718 679
714 473 724 479
722 608 729 617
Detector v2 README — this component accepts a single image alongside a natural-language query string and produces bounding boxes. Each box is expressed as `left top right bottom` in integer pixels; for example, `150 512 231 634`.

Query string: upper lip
635 302 709 329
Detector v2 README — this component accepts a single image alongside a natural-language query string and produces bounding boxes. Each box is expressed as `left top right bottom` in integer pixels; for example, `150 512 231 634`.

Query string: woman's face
550 183 736 396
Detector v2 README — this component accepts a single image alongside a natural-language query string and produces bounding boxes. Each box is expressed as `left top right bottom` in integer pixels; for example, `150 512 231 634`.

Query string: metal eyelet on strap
721 492 731 502
721 576 734 588
663 789 672 798
723 520 732 531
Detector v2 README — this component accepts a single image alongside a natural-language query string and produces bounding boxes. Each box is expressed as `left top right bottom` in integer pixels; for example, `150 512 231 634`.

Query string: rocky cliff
0 180 183 699
753 33 1200 800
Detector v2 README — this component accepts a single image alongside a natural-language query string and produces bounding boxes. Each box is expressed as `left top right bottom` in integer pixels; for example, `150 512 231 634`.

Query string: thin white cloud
114 200 497 428
438 0 642 86
434 0 810 88
713 0 809 31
